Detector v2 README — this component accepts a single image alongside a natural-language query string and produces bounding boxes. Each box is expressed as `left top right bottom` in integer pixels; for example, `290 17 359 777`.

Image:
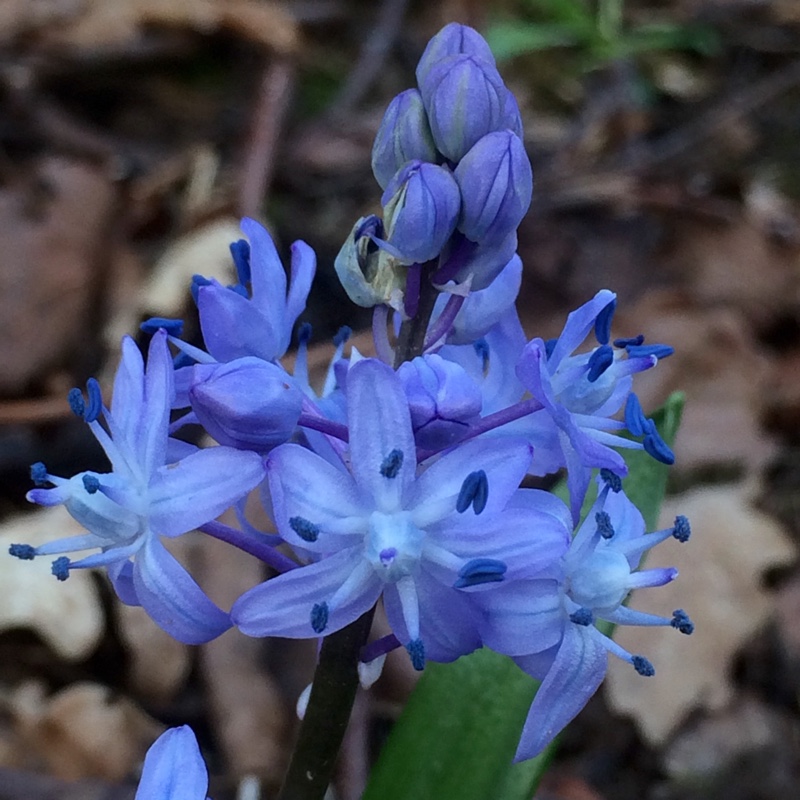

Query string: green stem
277 608 376 800
276 266 440 800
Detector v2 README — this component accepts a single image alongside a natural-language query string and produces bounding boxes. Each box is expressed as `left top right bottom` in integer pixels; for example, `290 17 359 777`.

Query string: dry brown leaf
116 604 191 705
46 0 299 55
0 508 104 661
141 217 241 317
0 157 116 394
621 290 776 476
11 682 162 781
605 484 796 744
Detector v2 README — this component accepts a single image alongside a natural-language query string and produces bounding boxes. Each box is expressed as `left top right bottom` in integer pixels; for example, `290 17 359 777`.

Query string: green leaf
363 393 684 800
485 22 581 61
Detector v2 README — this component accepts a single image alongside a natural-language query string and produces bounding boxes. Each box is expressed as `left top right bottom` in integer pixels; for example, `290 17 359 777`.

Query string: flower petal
135 726 208 800
513 623 607 761
549 290 616 367
139 329 174 476
133 535 231 644
267 444 369 551
285 240 317 335
241 217 287 321
112 336 145 450
232 548 381 638
347 359 416 510
149 447 266 537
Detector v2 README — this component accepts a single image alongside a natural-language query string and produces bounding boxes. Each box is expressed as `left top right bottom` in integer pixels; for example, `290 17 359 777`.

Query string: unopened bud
372 89 439 190
416 22 496 86
455 130 532 243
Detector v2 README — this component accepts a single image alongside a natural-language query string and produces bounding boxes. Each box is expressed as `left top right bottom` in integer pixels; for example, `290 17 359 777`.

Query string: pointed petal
477 579 563 657
383 568 481 662
284 240 317 333
112 336 144 449
241 217 287 320
135 726 208 800
138 329 174 476
133 535 231 644
550 290 616 367
149 447 266 536
108 559 140 606
267 443 369 552
410 436 532 527
347 359 416 510
232 549 381 638
197 281 280 362
514 624 607 761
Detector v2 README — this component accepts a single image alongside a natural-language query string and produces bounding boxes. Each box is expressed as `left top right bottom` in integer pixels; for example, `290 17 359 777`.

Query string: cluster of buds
336 23 533 313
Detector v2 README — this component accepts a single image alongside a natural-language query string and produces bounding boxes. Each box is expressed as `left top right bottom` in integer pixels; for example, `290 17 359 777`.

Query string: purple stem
417 397 544 462
360 633 401 662
297 411 350 442
423 292 466 351
199 520 299 572
372 304 394 365
404 263 422 318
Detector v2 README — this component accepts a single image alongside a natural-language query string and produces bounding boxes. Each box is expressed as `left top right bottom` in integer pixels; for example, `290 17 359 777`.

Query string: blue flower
135 726 209 800
16 330 267 644
477 477 693 760
515 290 672 522
194 217 316 363
232 358 569 667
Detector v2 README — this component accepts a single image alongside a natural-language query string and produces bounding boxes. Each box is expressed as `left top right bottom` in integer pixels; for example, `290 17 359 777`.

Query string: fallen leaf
605 484 796 744
0 508 104 661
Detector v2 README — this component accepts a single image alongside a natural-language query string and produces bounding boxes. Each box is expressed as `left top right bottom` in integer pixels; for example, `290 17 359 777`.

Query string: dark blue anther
228 283 249 297
68 388 85 418
456 470 488 515
140 317 184 336
298 323 313 345
190 274 212 305
600 468 622 493
289 516 320 543
624 393 648 437
613 334 644 349
626 344 674 360
595 511 615 539
229 239 251 285
643 425 675 465
671 609 694 635
30 462 48 487
454 558 507 589
632 655 655 676
52 557 70 582
587 345 614 382
594 298 616 345
173 352 195 369
544 338 558 360
310 602 328 634
9 543 36 560
82 474 100 494
672 516 691 543
380 449 404 479
473 338 490 372
84 378 103 423
569 608 594 626
334 326 352 347
406 638 426 671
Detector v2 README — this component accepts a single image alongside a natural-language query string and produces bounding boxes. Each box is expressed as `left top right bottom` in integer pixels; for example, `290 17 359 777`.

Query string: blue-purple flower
14 330 266 644
232 358 569 667
477 476 693 760
135 726 209 800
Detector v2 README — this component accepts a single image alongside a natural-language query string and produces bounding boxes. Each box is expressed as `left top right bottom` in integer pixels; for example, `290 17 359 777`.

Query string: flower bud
419 54 507 162
397 354 482 450
382 161 460 264
188 358 303 452
439 229 518 291
333 216 406 311
455 130 532 243
416 22 496 86
372 89 439 190
501 88 523 138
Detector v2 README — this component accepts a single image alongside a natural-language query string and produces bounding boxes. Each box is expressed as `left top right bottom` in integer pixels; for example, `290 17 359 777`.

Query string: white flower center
567 549 630 612
365 510 425 583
